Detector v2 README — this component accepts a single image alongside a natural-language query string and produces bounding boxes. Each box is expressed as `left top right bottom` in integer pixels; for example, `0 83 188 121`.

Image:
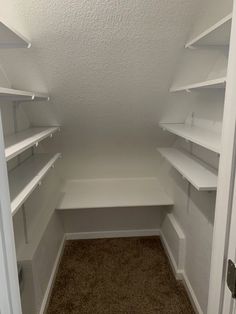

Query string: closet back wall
0 0 199 180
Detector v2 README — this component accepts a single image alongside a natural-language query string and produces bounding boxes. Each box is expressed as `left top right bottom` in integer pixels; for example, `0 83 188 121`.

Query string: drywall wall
159 148 216 312
19 212 64 314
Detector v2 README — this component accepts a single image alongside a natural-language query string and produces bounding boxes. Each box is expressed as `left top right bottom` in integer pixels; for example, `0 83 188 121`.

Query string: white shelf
186 14 232 48
0 87 50 102
5 127 59 161
0 20 31 48
170 77 226 92
22 92 50 102
158 148 218 191
9 153 61 215
0 87 34 101
160 123 221 153
57 178 174 210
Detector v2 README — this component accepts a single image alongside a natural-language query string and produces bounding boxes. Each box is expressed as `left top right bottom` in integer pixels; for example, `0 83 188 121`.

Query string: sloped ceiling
0 0 200 179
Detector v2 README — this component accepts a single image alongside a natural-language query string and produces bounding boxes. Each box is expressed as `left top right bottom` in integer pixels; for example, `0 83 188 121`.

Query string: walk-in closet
1 0 236 313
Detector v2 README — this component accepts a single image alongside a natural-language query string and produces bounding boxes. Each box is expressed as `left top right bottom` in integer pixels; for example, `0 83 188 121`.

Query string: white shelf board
5 127 59 161
9 153 61 215
0 87 34 101
170 77 226 92
22 92 50 102
186 14 232 48
160 123 221 154
57 178 174 210
0 87 50 102
0 20 31 48
158 148 218 191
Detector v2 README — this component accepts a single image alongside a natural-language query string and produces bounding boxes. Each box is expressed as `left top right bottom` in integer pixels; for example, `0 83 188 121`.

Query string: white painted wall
159 159 216 312
19 212 64 314
60 206 166 235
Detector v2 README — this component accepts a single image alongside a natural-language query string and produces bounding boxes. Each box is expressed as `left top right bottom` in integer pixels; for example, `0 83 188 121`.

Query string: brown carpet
47 237 194 314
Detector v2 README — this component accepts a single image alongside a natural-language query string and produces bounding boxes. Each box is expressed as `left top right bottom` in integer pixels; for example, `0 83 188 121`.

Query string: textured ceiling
0 0 200 179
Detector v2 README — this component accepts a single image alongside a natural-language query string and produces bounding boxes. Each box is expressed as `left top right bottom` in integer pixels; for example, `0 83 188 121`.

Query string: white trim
160 231 203 314
182 272 203 314
39 235 66 314
0 109 22 313
160 231 183 280
208 2 236 313
65 229 160 240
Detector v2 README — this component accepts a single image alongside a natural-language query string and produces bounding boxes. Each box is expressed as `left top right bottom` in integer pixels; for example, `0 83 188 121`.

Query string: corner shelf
57 178 174 210
0 20 31 48
9 153 61 215
160 123 221 154
5 127 60 161
158 148 218 191
170 77 226 92
185 14 232 48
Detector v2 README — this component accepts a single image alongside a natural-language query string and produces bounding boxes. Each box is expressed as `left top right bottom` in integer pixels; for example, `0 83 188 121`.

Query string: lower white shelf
158 148 218 191
5 127 59 161
9 153 61 215
57 178 174 210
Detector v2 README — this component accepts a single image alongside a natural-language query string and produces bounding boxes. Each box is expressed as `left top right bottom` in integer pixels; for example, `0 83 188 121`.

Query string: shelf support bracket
22 204 28 244
13 102 22 165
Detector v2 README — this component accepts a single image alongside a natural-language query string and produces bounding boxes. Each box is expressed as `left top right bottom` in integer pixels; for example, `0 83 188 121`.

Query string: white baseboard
65 229 160 240
182 272 203 314
160 231 203 314
160 231 183 280
39 235 66 314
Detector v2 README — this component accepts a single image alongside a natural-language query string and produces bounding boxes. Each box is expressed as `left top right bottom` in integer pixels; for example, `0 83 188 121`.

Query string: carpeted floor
47 237 194 314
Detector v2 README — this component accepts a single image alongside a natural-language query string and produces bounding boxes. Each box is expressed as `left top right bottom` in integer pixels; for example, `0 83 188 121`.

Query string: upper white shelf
5 127 59 161
0 20 31 48
9 153 61 215
0 87 34 101
57 178 174 210
186 14 232 48
170 77 226 92
160 123 221 154
158 148 218 191
0 87 50 102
